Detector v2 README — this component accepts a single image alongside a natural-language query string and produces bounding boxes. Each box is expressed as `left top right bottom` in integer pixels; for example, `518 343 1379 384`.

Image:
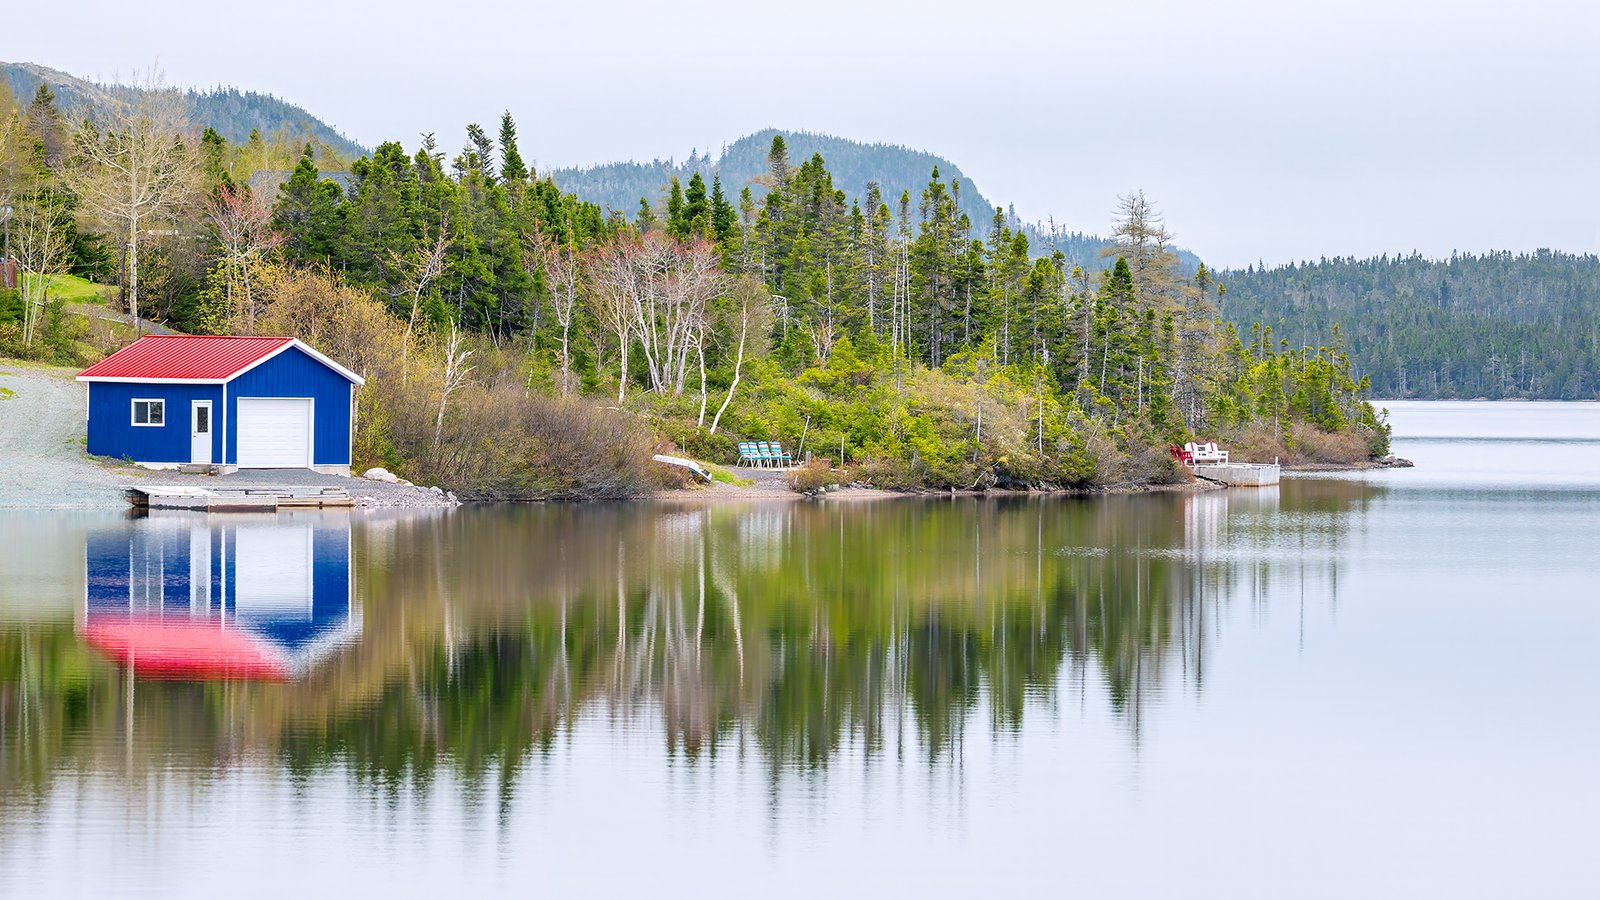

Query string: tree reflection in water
0 481 1377 804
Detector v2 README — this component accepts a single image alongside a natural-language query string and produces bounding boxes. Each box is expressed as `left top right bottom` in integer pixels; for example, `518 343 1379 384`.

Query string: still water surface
2 401 1597 896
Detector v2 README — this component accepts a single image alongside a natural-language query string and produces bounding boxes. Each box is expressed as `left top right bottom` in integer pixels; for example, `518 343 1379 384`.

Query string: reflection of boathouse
82 513 358 680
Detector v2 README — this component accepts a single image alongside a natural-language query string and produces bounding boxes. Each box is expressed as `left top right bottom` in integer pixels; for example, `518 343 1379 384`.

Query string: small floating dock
1194 463 1281 486
126 486 354 511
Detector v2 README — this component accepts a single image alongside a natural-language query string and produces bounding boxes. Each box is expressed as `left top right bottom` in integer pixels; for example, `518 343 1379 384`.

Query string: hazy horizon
6 0 1597 269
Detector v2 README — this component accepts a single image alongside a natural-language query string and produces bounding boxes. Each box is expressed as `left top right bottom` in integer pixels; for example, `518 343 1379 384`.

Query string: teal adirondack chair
763 441 793 467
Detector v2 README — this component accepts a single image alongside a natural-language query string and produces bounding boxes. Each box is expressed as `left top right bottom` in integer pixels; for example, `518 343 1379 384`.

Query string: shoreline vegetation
1 80 1389 501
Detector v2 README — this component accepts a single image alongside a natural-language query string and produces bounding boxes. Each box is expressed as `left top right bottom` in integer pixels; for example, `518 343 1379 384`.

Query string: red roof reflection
82 618 292 681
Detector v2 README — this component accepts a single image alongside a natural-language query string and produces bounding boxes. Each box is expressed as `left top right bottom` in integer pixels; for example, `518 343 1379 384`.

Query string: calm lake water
2 401 1598 897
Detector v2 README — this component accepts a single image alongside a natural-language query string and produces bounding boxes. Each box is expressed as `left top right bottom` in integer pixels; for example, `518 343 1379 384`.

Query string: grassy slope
34 274 115 305
2 276 123 367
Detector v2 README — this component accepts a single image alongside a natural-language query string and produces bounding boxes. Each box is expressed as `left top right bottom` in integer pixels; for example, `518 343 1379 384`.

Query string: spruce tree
271 146 344 264
200 127 232 192
462 124 496 183
767 134 792 185
710 175 736 242
23 84 68 169
666 177 686 238
684 172 709 238
498 111 528 183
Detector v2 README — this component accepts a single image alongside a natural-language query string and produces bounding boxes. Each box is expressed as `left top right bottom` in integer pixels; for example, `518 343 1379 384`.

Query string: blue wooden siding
224 346 353 466
85 517 352 655
86 382 223 463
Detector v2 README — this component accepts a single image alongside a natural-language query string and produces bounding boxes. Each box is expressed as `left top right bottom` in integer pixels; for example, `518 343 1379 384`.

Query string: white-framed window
131 398 165 427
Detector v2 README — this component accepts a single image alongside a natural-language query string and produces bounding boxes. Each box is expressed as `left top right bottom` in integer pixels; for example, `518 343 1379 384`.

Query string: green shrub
0 289 21 326
403 380 660 500
0 298 93 366
659 421 738 464
787 458 844 493
858 456 920 490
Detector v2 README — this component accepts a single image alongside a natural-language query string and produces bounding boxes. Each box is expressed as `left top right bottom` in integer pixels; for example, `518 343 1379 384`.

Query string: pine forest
0 79 1388 498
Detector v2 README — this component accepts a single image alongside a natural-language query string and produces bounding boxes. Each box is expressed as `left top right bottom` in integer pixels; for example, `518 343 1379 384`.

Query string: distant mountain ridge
550 128 1198 273
1 61 365 159
551 129 1000 224
4 63 1190 273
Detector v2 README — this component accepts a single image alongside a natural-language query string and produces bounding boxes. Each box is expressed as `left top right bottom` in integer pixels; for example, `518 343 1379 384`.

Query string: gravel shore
0 362 456 510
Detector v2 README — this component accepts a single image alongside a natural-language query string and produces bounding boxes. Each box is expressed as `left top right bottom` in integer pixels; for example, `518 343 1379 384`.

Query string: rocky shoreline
1284 455 1415 472
658 472 1230 504
356 467 461 508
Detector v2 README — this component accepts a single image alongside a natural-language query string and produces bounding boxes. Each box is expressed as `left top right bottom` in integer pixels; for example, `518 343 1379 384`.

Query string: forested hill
1218 251 1600 399
6 64 1183 275
551 128 1198 273
1 61 365 159
552 129 997 222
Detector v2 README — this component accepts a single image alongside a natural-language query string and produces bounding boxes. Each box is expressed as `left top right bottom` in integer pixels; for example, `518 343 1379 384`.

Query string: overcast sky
7 0 1598 268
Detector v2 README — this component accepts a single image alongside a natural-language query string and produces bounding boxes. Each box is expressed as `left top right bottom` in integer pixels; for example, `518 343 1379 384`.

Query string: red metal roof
82 618 291 681
77 335 294 381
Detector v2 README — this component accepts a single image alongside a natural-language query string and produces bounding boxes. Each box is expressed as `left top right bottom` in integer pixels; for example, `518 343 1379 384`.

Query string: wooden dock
125 486 353 511
1194 463 1281 486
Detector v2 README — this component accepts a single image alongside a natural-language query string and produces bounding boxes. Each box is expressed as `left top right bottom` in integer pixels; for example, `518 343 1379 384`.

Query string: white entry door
236 398 313 468
190 400 212 465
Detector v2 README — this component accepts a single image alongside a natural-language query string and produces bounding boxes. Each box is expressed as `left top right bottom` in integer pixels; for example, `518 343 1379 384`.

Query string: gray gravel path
0 363 454 510
0 364 124 507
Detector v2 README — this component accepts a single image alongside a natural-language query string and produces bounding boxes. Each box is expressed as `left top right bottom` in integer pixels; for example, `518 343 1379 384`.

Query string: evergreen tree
460 123 496 183
684 172 709 239
710 175 736 242
498 111 528 184
272 145 344 264
346 141 424 285
200 127 232 192
23 84 68 170
666 177 686 238
766 134 792 186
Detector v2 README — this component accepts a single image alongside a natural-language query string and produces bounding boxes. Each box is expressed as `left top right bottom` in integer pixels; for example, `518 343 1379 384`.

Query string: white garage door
237 398 313 468
234 524 313 618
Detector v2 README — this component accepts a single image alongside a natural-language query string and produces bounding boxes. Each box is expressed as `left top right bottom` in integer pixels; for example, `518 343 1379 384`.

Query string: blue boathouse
82 513 359 680
76 335 365 475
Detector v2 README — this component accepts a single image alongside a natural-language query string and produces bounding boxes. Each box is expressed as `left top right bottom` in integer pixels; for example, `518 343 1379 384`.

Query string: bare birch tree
435 321 475 451
695 328 709 427
394 222 450 387
530 228 581 397
12 191 69 345
205 183 282 331
709 276 770 435
590 232 722 398
588 249 634 403
65 73 199 325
